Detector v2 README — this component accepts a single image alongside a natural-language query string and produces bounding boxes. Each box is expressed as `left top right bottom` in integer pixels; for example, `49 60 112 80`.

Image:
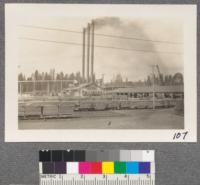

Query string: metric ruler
39 150 155 185
40 174 155 185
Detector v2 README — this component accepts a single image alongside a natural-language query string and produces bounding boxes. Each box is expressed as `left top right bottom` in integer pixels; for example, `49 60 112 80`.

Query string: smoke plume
93 17 123 29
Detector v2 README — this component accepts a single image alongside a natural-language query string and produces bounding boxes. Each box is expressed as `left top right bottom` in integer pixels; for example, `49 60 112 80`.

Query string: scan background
0 0 199 185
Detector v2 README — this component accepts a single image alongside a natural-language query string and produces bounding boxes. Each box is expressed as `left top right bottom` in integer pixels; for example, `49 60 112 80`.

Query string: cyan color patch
126 162 139 174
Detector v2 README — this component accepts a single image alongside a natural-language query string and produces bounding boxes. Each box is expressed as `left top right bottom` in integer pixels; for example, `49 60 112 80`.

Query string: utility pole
47 81 50 95
152 66 155 110
60 80 63 92
19 82 22 96
33 79 36 95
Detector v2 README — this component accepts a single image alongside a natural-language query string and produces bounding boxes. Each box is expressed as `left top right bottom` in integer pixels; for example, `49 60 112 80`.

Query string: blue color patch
126 162 139 174
139 162 150 174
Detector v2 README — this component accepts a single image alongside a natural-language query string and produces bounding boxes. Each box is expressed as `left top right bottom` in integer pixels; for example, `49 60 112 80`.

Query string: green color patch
114 162 126 174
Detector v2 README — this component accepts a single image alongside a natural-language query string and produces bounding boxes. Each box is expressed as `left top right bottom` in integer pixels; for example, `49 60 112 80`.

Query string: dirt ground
18 108 184 129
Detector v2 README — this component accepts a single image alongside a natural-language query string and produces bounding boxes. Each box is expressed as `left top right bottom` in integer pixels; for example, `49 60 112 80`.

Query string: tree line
144 73 183 86
18 69 183 86
18 69 83 83
110 73 183 86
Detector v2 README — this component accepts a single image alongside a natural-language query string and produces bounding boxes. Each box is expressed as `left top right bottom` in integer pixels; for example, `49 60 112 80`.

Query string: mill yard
19 108 183 129
18 83 184 129
18 19 184 129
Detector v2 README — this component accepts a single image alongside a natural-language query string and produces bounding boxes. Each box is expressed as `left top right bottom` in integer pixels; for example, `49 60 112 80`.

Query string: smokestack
91 21 95 83
87 23 90 82
82 28 86 80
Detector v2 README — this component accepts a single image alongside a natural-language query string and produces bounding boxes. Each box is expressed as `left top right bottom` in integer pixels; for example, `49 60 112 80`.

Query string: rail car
76 98 180 111
18 101 75 119
18 97 183 119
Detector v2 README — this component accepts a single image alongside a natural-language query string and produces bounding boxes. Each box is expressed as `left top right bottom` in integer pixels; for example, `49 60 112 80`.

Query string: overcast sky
17 16 183 82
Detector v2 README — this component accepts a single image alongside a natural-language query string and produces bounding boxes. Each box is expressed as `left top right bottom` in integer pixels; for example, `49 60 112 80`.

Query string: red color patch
91 162 102 174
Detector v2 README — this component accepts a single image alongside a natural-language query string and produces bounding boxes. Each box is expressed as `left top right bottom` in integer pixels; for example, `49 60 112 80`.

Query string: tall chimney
87 23 90 82
91 21 95 83
82 28 86 80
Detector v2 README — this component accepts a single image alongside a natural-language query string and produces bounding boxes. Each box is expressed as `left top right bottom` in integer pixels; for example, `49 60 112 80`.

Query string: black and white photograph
5 4 197 142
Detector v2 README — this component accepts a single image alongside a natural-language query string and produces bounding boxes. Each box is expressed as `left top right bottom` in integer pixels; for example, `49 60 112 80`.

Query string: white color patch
39 162 43 174
151 162 156 174
142 150 155 162
67 162 79 174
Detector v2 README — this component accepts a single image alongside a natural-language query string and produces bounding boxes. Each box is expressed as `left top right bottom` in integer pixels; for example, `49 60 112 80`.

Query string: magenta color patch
79 162 91 174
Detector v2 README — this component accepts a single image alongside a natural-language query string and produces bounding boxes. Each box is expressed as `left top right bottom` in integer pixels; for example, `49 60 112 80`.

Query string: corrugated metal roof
112 85 183 93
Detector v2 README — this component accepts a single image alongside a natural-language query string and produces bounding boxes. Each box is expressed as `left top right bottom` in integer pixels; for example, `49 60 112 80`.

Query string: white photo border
5 4 197 142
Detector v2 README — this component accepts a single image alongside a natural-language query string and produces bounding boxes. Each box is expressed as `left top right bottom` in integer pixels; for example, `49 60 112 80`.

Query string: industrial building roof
112 85 183 93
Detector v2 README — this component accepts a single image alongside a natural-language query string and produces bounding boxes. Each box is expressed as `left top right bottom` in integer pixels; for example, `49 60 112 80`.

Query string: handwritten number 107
173 131 188 140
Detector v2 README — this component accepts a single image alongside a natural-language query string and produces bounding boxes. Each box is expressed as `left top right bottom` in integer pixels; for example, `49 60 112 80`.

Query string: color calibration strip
39 150 154 162
39 150 154 174
40 161 152 174
39 150 155 185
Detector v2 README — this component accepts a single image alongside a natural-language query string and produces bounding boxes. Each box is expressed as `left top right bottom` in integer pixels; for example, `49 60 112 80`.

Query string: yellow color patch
102 162 114 174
